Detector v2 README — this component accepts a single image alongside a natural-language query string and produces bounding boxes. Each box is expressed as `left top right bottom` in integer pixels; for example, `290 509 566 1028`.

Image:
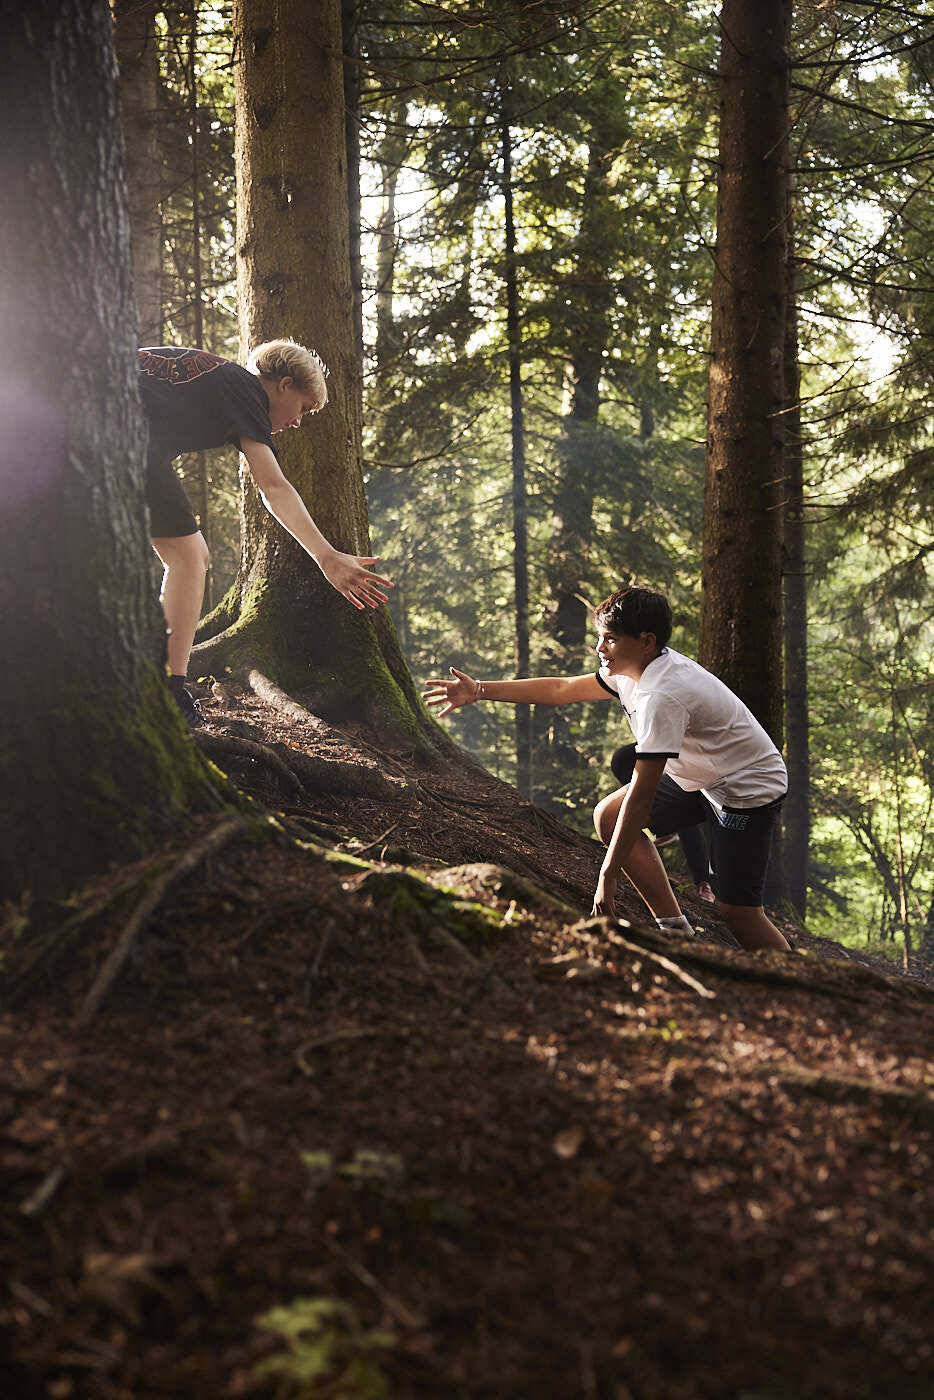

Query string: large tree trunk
0 0 217 900
113 0 163 343
699 0 792 743
195 0 432 745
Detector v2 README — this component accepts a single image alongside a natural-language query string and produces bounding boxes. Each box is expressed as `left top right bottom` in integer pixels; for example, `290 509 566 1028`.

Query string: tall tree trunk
374 106 408 374
187 0 212 609
545 132 615 659
113 0 163 343
0 0 217 899
502 87 532 798
342 0 364 366
782 212 809 918
195 0 432 744
700 0 792 742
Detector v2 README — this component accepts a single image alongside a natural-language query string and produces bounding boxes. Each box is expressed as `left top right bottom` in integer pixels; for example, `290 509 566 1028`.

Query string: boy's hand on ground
591 869 617 918
422 667 479 718
319 552 393 610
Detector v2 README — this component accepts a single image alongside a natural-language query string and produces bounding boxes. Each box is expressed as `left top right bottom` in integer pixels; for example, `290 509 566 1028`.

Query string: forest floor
2 678 934 1400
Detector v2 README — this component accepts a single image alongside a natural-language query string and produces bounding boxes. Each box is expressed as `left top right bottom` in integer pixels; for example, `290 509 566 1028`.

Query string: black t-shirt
137 347 277 461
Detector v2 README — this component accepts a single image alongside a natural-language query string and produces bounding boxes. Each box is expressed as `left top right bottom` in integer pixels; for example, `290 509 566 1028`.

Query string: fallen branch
604 927 715 1000
75 816 247 1028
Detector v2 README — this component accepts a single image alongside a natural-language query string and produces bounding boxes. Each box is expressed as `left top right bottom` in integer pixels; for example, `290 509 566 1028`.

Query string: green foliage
255 1296 395 1399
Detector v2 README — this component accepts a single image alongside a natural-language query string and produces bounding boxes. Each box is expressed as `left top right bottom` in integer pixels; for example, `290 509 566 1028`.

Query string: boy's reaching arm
240 438 393 610
423 667 608 717
591 757 667 916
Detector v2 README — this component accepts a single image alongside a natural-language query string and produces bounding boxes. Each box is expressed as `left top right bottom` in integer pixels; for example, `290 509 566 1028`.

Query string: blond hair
247 338 329 408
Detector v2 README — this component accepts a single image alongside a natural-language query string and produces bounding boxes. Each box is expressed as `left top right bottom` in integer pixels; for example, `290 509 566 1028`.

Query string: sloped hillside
2 680 932 1400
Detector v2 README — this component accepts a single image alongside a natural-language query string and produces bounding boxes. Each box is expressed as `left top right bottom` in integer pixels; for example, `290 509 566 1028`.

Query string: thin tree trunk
113 0 162 343
700 0 792 742
782 211 809 919
502 87 532 798
374 107 408 373
342 0 364 365
545 134 614 658
0 0 216 898
188 0 212 609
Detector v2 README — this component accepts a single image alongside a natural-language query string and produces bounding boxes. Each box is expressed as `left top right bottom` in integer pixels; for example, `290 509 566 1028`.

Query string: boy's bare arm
592 757 668 916
239 438 392 610
423 668 607 717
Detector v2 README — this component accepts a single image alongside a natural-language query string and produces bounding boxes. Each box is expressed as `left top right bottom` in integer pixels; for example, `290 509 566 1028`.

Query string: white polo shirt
596 647 787 810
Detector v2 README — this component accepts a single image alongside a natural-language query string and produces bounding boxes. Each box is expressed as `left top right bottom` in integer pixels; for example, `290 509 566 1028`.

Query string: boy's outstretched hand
319 551 393 610
422 667 480 718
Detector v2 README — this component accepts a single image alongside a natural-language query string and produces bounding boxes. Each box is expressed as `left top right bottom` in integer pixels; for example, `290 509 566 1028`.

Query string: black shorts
610 744 784 907
145 447 199 538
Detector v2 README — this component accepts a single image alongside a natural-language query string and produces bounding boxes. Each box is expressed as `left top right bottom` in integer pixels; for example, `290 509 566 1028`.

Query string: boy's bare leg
593 789 681 920
152 532 210 676
718 903 790 952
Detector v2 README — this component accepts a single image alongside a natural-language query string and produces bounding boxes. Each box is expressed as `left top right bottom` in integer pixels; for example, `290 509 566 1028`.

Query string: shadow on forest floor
2 678 933 1400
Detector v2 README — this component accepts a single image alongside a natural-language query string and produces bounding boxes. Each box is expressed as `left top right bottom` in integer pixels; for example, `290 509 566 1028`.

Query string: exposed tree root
246 668 331 730
601 920 934 1005
268 741 407 800
757 1064 934 1122
194 730 407 804
3 877 154 1003
75 815 248 1028
194 733 305 799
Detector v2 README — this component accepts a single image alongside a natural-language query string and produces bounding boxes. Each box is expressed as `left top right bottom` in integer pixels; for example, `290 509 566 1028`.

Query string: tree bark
502 88 532 798
113 0 163 343
782 214 809 918
700 0 792 742
195 0 434 745
0 0 218 899
342 0 364 366
545 132 615 658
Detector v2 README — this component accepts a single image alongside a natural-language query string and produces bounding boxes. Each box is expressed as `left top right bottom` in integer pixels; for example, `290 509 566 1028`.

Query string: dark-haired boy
423 586 790 952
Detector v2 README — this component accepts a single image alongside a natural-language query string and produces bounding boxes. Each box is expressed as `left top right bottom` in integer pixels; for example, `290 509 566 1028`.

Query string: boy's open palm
422 667 478 718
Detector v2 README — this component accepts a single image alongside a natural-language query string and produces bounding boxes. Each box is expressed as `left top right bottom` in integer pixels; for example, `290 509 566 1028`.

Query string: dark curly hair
594 586 672 650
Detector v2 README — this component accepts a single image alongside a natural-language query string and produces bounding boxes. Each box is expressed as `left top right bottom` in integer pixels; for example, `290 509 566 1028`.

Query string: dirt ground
2 679 933 1400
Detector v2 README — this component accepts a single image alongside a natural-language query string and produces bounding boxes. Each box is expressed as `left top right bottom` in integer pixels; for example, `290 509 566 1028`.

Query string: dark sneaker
170 681 205 729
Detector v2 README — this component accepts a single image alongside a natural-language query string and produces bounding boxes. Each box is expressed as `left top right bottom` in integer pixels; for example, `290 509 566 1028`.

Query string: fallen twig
295 1028 380 1077
317 1229 424 1330
75 815 247 1028
351 822 402 857
604 927 716 999
20 1164 67 1217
